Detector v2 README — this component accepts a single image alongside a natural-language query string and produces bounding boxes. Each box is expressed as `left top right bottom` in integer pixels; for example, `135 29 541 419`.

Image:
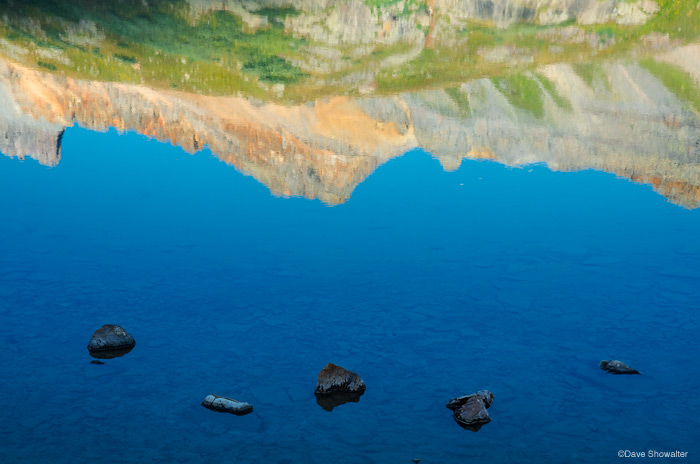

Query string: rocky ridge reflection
1 47 699 207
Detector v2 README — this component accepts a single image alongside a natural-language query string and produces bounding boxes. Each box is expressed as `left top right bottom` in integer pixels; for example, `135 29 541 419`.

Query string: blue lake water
1 126 699 463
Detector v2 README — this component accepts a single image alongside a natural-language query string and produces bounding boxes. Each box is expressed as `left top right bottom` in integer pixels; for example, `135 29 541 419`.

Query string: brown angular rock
446 390 494 431
314 363 366 410
600 360 641 375
315 363 366 394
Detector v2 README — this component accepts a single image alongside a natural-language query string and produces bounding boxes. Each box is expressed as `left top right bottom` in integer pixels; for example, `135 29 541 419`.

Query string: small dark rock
201 394 253 415
90 360 105 365
87 325 135 359
446 390 494 432
600 360 640 375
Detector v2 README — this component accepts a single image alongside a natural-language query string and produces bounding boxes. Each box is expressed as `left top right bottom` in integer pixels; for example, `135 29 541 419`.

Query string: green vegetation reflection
0 0 698 102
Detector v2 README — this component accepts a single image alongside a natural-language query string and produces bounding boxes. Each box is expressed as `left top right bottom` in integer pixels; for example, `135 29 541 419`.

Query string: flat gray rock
600 360 640 375
201 395 253 415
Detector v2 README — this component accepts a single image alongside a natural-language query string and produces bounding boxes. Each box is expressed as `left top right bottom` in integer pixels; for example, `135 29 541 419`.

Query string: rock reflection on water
315 390 366 412
87 345 135 359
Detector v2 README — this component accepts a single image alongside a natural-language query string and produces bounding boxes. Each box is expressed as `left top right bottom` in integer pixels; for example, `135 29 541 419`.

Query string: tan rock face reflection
1 50 699 208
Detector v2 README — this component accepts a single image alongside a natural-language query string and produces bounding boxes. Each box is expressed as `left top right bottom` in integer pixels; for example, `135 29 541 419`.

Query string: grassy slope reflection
0 0 306 99
1 0 699 100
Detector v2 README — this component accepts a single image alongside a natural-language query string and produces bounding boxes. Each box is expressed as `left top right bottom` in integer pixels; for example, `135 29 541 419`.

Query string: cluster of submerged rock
446 390 495 432
87 324 641 430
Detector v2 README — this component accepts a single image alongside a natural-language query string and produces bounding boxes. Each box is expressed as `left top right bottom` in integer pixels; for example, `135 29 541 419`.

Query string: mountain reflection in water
1 47 699 207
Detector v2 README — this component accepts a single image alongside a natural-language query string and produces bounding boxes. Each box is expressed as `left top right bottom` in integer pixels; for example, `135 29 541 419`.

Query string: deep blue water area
1 127 699 464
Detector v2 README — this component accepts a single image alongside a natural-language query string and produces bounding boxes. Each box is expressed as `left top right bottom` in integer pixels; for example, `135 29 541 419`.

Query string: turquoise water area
1 127 699 463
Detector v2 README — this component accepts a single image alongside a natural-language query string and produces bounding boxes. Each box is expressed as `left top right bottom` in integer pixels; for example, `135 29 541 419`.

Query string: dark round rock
87 324 135 356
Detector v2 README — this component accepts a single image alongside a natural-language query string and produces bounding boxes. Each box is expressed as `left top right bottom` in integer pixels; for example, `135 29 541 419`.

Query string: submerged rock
87 324 135 358
201 395 253 415
446 390 494 431
600 360 641 375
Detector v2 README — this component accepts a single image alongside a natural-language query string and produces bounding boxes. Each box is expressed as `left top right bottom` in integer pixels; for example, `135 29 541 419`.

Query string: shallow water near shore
1 126 699 463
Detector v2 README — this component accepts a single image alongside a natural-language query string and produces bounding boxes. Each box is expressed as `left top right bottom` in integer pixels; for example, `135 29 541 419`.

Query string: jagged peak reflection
0 51 699 208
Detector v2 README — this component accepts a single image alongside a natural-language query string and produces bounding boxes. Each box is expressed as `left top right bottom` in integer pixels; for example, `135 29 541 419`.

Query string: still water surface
1 126 699 463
